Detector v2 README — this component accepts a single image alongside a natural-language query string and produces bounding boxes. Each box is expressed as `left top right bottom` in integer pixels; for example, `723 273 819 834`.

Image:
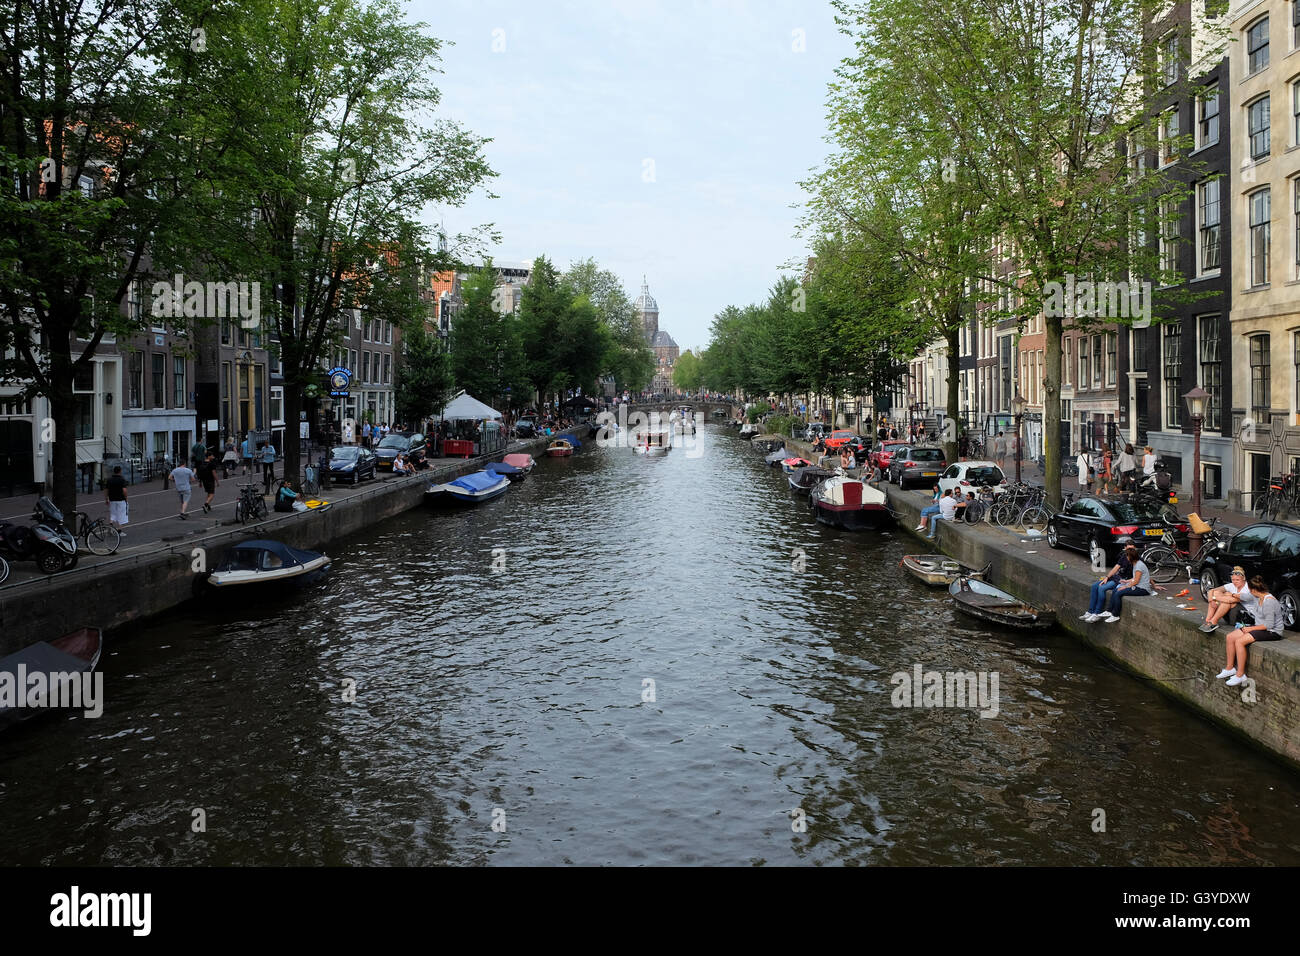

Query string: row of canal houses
903 0 1300 513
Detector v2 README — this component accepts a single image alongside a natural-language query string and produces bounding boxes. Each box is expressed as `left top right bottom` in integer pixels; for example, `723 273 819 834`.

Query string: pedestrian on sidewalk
260 440 277 495
198 451 219 513
169 461 196 519
1100 447 1114 495
993 431 1005 469
104 464 129 536
362 421 372 448
222 439 239 479
241 434 253 476
191 438 207 468
1077 449 1093 493
1117 443 1136 491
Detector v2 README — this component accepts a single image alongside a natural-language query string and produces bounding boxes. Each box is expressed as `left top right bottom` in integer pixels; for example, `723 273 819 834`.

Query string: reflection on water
1 426 1298 865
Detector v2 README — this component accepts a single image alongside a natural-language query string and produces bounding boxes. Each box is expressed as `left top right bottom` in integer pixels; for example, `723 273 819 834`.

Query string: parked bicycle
302 463 322 497
233 483 269 524
1254 473 1297 521
1140 514 1231 585
70 510 122 555
1019 490 1077 534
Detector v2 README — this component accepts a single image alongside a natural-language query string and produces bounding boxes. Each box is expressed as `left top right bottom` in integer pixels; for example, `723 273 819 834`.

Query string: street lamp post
1183 386 1209 555
1011 393 1027 485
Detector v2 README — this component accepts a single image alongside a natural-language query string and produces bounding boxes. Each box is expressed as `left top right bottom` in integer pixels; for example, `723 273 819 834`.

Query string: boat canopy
486 461 521 476
218 539 321 572
502 454 534 468
449 471 504 492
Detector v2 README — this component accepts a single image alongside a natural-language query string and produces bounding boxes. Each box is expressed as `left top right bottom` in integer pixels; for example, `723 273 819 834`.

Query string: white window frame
1197 85 1219 149
1196 178 1221 277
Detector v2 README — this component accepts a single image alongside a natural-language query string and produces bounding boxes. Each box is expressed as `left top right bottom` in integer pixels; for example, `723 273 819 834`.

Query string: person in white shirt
1116 443 1137 491
1142 446 1157 477
928 489 958 540
1200 567 1255 632
1077 449 1092 492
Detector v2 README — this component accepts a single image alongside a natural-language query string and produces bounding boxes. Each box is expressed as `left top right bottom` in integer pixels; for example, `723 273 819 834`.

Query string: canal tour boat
0 627 103 731
634 426 671 455
501 453 535 475
900 554 990 588
205 540 332 590
947 576 1056 630
671 406 695 434
546 439 575 457
425 469 511 505
810 476 891 531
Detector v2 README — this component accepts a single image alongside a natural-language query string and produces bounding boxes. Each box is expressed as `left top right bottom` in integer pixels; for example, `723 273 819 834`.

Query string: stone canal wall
774 433 1300 771
0 432 578 656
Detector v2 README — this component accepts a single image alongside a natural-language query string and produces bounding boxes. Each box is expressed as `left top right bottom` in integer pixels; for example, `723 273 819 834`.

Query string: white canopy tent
437 392 503 421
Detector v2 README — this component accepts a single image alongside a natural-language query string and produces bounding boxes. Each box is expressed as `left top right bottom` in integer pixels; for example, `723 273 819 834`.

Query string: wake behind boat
425 469 511 504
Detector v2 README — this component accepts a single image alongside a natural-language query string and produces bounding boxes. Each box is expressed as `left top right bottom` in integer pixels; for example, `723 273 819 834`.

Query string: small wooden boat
502 453 535 474
900 554 989 588
788 465 833 494
752 435 786 454
810 476 891 530
948 576 1056 630
206 540 332 589
425 470 511 504
0 627 103 729
763 447 788 467
738 423 760 437
781 456 812 473
546 439 575 457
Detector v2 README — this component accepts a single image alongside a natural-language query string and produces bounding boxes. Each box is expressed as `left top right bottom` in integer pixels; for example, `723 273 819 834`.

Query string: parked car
842 435 872 464
1196 521 1300 628
327 446 377 484
823 429 859 451
937 461 1008 498
1047 495 1187 568
870 439 910 472
887 445 947 489
515 418 536 439
375 432 427 470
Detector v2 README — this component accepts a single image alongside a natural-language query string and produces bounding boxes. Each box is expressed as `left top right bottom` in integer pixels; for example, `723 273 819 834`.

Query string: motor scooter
1136 458 1177 503
0 497 79 574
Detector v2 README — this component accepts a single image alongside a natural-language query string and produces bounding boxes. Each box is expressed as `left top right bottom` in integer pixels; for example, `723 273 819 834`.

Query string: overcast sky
416 0 855 353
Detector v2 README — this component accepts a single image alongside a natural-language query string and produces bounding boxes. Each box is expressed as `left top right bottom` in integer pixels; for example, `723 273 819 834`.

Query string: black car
842 435 872 464
1046 495 1186 567
327 445 377 484
515 418 536 438
887 445 947 489
374 432 427 470
1197 521 1300 629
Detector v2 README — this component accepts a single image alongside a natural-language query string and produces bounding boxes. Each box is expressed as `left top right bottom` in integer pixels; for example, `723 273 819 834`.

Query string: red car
870 440 909 471
823 429 859 451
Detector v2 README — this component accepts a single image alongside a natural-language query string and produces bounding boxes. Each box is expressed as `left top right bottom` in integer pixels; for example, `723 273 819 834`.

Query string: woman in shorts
1218 576 1286 687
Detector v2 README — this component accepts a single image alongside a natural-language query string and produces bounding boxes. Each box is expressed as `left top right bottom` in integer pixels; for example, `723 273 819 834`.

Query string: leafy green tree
449 263 526 411
563 258 653 394
673 350 701 392
395 323 453 425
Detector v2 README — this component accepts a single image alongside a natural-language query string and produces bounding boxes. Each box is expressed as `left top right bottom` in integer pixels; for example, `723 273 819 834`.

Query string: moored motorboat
0 627 103 730
763 447 788 467
752 435 785 454
788 465 833 494
425 470 511 504
948 576 1056 630
739 423 760 437
206 540 332 589
486 460 525 482
781 456 812 473
546 439 575 457
810 475 891 531
502 453 535 474
900 554 990 588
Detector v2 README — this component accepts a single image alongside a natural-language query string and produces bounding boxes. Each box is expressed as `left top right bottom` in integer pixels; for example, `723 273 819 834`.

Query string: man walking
169 460 197 520
104 464 129 536
198 450 220 514
362 421 372 448
241 433 253 476
993 431 1005 469
260 440 277 495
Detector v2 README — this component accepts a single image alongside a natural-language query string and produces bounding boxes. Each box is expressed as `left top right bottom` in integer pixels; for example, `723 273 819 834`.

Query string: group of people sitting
1081 545 1150 623
914 486 989 539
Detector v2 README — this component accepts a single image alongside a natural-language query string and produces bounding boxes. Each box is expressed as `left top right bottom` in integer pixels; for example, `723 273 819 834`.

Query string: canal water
2 425 1299 865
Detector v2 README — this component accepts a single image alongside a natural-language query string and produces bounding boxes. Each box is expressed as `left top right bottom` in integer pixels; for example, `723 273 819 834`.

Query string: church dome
634 276 658 313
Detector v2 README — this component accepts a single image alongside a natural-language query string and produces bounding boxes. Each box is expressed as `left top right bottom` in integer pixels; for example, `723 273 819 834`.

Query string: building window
383 352 391 384
1251 334 1271 413
1198 85 1219 147
1295 332 1300 414
1247 17 1270 76
1197 179 1221 274
1163 325 1181 427
1106 333 1117 387
385 322 392 345
1079 339 1090 389
152 431 167 460
1248 96 1271 160
1160 32 1179 86
151 353 165 408
1295 178 1300 281
72 365 94 440
1199 315 1222 430
1132 327 1148 372
1126 130 1146 181
362 351 370 383
1160 108 1179 166
1293 80 1300 147
173 356 186 408
1294 0 1300 49
77 175 94 199
1159 199 1179 276
128 351 143 408
1250 188 1271 287
363 318 371 342
1092 335 1103 387
270 386 283 424
1065 338 1073 386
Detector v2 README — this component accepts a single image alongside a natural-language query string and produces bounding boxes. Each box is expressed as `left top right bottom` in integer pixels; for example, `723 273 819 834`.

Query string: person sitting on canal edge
1081 548 1133 622
915 484 941 533
926 489 958 540
104 464 129 536
198 451 219 513
1218 576 1286 686
1201 567 1256 633
1095 544 1149 623
260 440 277 495
169 460 196 520
838 446 854 472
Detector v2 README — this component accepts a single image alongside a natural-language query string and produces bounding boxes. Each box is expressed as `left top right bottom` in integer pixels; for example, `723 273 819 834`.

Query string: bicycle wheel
253 497 268 520
990 501 1010 527
1256 489 1274 521
84 521 121 555
1020 506 1050 534
1141 545 1181 584
963 500 985 523
234 499 246 524
0 554 9 586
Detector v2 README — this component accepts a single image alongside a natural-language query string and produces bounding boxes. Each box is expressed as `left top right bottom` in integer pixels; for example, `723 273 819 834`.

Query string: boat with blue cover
425 469 511 504
205 539 332 589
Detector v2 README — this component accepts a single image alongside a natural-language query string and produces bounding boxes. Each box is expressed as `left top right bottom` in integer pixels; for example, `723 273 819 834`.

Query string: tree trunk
944 315 961 465
283 382 303 490
47 335 77 515
1044 313 1062 507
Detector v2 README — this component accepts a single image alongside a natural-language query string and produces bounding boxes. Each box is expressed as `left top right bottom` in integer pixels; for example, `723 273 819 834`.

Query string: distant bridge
613 402 736 421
